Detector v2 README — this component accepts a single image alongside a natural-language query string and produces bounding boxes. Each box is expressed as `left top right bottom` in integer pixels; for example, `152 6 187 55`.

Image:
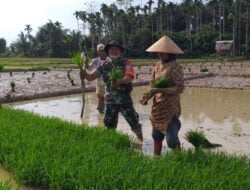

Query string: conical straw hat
146 36 184 54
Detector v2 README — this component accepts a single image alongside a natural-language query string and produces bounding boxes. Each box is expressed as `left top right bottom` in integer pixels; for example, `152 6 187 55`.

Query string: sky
0 0 181 46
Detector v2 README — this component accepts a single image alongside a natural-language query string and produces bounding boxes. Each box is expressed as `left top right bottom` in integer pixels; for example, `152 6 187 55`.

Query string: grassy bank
0 57 247 71
0 108 249 189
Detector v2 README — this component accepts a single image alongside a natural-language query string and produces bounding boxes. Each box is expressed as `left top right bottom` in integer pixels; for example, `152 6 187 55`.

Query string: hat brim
104 44 124 54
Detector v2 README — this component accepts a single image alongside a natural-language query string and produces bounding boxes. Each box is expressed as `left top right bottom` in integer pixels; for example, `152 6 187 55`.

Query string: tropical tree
0 38 6 54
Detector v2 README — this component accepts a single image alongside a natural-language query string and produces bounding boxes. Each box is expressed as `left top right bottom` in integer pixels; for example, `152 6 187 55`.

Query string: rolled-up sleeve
124 60 135 79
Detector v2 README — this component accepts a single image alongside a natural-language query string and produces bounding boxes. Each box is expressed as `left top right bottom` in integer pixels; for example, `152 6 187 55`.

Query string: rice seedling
0 108 249 189
0 182 11 190
72 52 86 118
188 68 191 72
67 70 71 80
43 71 47 75
70 78 75 86
109 67 124 81
140 77 171 105
136 73 139 79
10 81 15 92
200 67 209 72
27 77 31 83
9 71 12 77
109 67 124 89
219 56 225 65
185 130 222 149
32 72 35 78
72 52 84 69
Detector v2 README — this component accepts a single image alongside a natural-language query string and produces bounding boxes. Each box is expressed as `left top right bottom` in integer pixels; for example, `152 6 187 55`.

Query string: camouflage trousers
104 103 141 132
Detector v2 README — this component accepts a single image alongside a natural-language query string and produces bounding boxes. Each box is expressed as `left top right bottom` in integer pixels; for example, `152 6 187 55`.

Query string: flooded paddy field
7 86 250 157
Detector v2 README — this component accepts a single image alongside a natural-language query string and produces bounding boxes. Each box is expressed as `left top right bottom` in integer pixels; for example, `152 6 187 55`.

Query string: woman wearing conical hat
146 36 184 156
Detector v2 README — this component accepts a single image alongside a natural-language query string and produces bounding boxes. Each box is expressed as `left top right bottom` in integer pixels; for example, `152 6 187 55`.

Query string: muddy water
7 86 250 157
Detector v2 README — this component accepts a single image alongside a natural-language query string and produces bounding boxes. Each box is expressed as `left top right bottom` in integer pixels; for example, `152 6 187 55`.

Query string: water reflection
8 86 250 156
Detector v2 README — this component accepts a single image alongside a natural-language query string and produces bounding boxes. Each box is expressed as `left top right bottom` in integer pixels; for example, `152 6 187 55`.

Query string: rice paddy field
0 57 246 71
0 108 249 189
0 182 10 190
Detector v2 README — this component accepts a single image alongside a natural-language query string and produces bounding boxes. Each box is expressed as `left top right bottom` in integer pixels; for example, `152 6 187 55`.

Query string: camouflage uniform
96 57 141 131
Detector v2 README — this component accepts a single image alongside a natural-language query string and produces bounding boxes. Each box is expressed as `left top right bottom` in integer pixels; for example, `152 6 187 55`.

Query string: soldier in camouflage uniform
82 41 143 142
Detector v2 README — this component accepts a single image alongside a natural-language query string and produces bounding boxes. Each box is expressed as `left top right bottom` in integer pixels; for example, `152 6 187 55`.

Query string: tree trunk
196 6 199 36
239 0 242 55
246 4 249 56
213 8 215 31
223 5 225 35
219 3 222 40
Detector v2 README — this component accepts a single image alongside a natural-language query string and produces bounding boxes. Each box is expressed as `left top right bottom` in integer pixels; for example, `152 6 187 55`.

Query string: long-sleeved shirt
150 60 184 133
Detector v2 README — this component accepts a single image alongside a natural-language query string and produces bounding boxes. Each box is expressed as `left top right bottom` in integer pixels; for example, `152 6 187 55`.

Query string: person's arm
80 62 102 81
87 58 97 71
116 60 134 85
81 69 99 81
116 76 133 84
150 63 184 95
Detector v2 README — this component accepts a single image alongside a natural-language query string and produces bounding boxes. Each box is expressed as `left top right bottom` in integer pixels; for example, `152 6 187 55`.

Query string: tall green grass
0 182 11 190
0 108 249 189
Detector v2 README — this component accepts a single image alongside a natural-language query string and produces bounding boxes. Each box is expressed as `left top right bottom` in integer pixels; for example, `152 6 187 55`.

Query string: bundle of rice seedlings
72 52 84 69
109 67 124 89
200 67 209 72
72 52 86 117
140 77 171 105
152 77 171 88
185 130 222 149
109 67 124 81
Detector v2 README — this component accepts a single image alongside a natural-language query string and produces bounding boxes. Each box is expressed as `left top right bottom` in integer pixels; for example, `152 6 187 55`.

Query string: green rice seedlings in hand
109 67 124 90
185 130 222 149
140 77 171 105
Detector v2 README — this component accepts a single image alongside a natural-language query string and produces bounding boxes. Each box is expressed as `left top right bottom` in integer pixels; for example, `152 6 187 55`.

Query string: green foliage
72 52 83 69
70 79 75 86
152 77 171 88
109 67 124 81
0 64 4 71
200 67 209 72
140 77 171 105
10 82 15 92
0 182 11 190
0 38 6 54
185 130 222 149
0 108 249 189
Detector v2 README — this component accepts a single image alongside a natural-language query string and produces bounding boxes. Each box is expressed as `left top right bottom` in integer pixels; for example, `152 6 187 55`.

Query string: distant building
215 41 233 56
